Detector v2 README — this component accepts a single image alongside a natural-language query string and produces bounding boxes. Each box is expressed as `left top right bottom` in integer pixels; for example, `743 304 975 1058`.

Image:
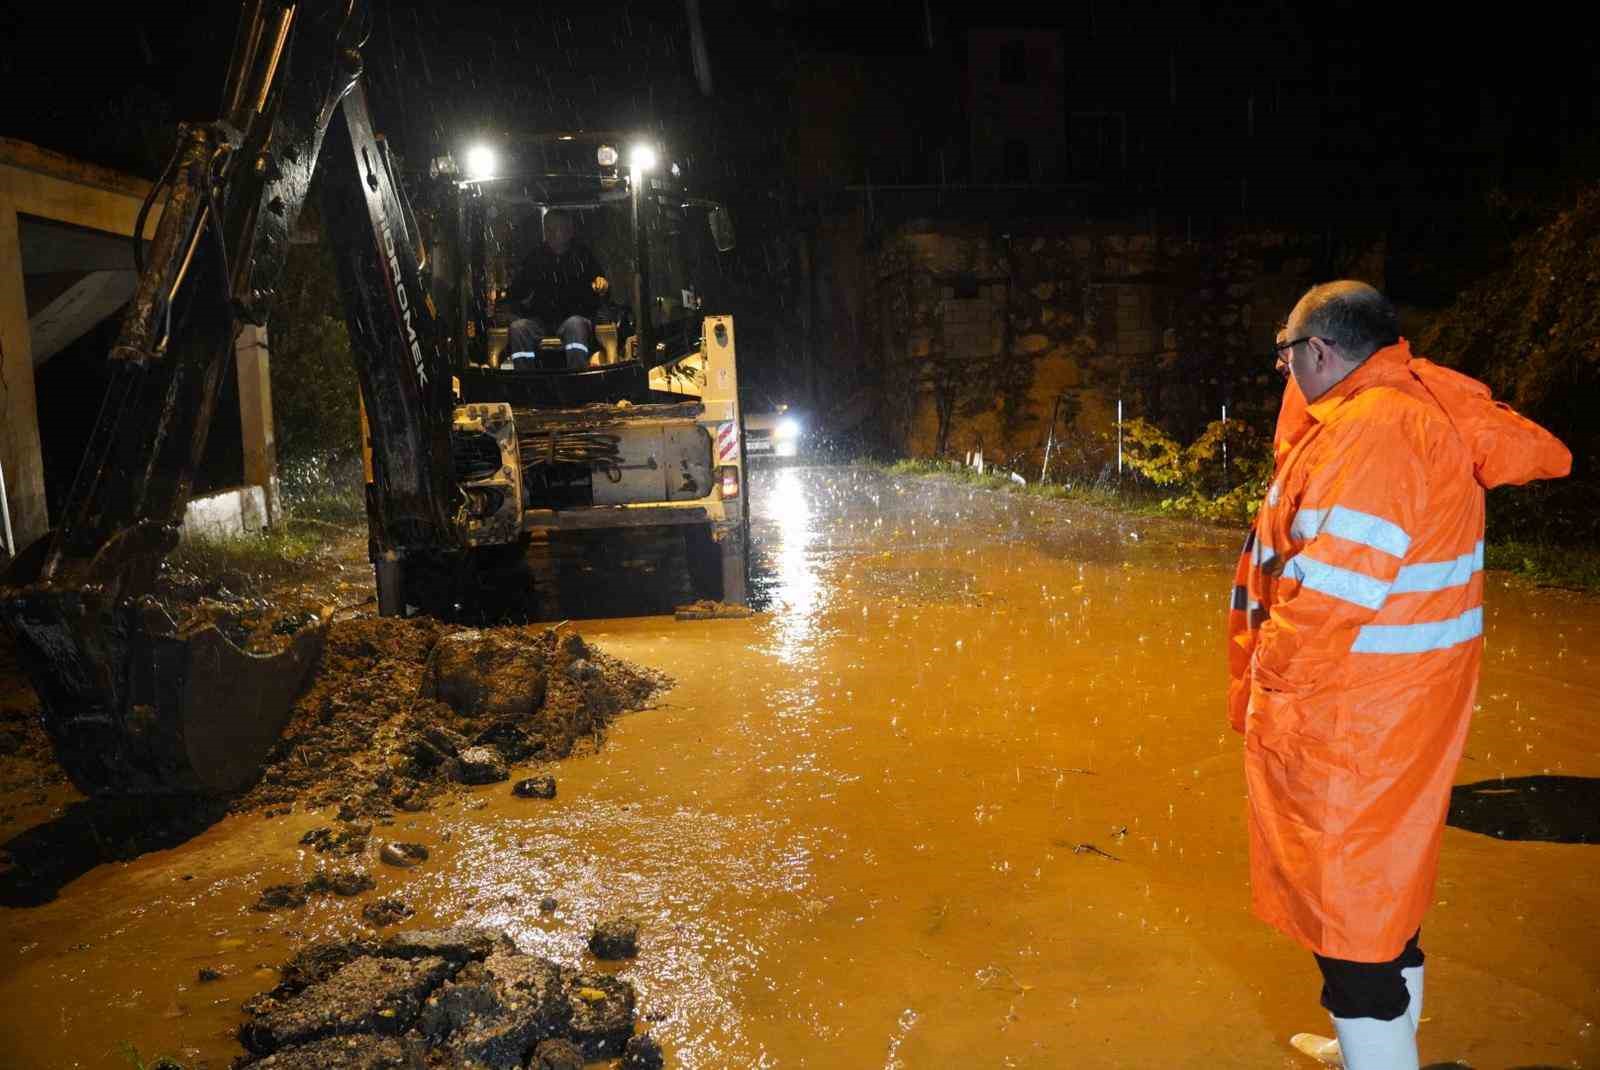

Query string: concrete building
0 139 277 560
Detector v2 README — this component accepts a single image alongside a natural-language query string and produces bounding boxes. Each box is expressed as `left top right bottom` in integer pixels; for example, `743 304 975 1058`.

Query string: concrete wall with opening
0 138 279 560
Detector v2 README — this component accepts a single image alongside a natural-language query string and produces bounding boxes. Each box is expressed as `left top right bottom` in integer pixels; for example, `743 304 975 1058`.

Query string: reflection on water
0 465 1596 1069
752 466 827 664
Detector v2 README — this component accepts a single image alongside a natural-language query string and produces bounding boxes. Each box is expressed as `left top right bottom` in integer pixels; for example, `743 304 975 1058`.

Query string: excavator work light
464 144 497 181
597 144 619 167
629 143 657 173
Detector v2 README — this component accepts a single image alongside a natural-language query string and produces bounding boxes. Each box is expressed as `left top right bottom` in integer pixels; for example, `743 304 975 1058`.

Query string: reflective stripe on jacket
1225 340 1570 961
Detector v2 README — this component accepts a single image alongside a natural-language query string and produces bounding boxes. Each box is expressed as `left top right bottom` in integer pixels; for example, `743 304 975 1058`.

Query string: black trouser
1313 930 1424 1021
507 315 594 369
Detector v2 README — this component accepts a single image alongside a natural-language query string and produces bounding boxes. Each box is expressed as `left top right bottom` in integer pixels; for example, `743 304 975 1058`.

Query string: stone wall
867 219 1357 475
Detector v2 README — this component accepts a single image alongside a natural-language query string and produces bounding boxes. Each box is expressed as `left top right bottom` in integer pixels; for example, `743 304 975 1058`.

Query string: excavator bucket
2 584 325 797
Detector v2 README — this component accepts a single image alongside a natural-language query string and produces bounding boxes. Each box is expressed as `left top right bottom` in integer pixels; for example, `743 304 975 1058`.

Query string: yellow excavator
0 0 748 796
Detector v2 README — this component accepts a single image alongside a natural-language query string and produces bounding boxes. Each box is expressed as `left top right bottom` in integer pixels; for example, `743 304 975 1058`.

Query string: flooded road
2 464 1597 1068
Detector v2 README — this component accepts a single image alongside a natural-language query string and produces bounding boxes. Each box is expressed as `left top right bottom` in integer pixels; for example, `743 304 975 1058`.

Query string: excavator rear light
719 465 740 499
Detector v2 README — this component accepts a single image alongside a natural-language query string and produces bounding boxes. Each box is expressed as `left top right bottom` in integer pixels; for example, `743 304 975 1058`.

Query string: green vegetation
886 429 1600 592
167 454 366 591
117 1042 186 1070
1483 541 1600 593
167 524 334 590
883 459 1172 519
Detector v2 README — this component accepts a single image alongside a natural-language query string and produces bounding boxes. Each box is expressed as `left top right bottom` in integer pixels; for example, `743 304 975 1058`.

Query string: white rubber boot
1401 965 1424 1033
1289 1030 1344 1065
1331 1015 1419 1070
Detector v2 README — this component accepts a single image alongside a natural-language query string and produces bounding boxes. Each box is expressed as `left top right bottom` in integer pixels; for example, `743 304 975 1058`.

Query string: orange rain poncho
1226 340 1571 961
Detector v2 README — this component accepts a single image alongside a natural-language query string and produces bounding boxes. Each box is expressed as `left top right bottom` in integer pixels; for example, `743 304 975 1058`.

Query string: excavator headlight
629 143 657 173
597 144 619 167
464 144 497 182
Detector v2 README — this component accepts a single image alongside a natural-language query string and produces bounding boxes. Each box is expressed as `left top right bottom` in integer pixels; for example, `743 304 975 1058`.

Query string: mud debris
230 619 670 818
236 927 650 1069
623 1032 667 1070
673 599 754 620
254 884 310 912
361 896 414 927
588 917 641 960
513 775 557 799
253 867 374 911
0 634 61 799
300 824 371 856
531 1037 585 1070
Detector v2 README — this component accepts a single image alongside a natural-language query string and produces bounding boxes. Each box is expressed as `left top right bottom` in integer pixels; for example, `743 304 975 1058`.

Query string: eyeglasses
1272 335 1318 378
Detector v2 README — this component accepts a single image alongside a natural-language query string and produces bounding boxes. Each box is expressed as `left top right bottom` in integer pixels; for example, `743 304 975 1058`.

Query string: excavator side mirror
708 206 735 252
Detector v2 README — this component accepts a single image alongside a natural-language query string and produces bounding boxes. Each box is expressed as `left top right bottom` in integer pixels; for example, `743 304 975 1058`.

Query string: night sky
3 1 1596 306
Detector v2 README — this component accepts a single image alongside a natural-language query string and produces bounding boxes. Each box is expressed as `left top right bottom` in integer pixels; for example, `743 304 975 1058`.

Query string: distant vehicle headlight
775 417 801 440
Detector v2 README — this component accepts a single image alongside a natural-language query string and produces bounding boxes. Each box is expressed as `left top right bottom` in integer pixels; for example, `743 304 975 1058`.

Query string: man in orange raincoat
1226 281 1570 1068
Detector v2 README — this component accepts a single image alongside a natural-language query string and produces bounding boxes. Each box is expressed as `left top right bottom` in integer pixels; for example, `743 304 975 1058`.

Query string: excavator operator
501 208 614 370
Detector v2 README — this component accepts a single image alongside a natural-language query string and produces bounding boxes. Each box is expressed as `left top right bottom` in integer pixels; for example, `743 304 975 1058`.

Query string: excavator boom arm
0 0 456 795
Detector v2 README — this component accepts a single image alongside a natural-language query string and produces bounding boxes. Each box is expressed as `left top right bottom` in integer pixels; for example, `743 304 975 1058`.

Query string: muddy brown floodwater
2 464 1598 1068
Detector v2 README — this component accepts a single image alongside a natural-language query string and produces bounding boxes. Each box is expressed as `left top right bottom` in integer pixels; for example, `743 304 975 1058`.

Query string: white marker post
0 452 14 559
1116 398 1124 476
1221 403 1229 486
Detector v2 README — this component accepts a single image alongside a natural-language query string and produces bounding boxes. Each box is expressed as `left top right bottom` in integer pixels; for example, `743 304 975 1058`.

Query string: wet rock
421 724 468 758
362 896 414 927
308 868 376 897
538 896 559 914
236 1032 426 1069
556 631 588 662
198 966 224 983
420 951 569 1068
240 954 452 1054
473 719 541 763
454 747 509 785
623 1032 666 1070
562 970 636 1058
379 925 513 966
255 883 310 912
531 1037 584 1070
275 939 381 997
588 917 640 959
512 776 557 800
379 842 429 868
563 658 600 682
423 630 548 719
300 826 334 849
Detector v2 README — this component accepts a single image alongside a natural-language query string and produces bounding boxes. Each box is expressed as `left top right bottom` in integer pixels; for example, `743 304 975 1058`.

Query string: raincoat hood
1395 342 1573 488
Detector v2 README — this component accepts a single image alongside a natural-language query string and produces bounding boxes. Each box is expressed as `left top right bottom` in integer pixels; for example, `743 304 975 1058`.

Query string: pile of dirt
0 632 61 800
231 618 670 817
235 926 664 1069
